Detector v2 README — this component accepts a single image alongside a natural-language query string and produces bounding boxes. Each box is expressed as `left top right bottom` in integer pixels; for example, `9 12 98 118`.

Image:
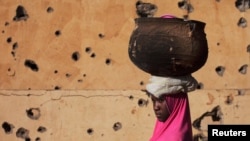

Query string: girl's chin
156 117 167 122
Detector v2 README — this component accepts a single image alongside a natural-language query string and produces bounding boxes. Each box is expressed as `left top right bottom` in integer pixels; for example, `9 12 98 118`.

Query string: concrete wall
0 0 249 140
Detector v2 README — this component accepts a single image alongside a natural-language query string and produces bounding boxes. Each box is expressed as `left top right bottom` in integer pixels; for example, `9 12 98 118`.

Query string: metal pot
128 18 208 76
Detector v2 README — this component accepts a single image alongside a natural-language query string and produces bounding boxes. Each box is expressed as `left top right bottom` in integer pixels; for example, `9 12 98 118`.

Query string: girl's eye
158 96 165 102
158 98 164 103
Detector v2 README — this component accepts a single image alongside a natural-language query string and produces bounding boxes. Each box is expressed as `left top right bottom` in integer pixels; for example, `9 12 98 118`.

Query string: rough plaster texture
0 0 250 141
0 90 249 140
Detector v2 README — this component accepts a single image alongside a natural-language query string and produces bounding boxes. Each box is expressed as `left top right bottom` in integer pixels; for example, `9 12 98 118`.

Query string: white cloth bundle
146 75 198 98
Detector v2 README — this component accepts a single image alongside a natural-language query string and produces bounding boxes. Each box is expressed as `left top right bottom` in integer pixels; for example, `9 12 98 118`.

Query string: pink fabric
160 14 176 19
149 93 193 141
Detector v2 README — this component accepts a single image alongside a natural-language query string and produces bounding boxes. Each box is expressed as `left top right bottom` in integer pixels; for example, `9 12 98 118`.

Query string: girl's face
151 94 170 122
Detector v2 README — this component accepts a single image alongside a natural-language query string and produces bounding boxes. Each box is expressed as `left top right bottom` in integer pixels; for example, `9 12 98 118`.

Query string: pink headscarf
149 14 193 141
149 93 193 141
160 14 176 18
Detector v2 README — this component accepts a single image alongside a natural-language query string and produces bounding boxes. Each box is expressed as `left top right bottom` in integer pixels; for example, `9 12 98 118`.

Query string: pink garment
150 93 193 141
160 14 176 18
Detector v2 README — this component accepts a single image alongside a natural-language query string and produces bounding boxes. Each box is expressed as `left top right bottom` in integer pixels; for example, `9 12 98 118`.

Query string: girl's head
150 94 170 122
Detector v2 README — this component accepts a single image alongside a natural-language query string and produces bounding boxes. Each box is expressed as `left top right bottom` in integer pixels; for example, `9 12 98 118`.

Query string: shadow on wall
192 105 223 141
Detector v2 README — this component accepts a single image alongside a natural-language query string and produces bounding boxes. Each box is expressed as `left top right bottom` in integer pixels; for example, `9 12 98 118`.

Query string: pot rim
134 17 206 26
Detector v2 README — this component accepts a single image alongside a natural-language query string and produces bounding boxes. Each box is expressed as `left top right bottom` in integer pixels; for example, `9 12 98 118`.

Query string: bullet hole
105 58 111 65
193 133 208 141
85 47 92 53
11 42 18 57
6 37 12 43
72 51 80 61
2 121 15 134
11 52 16 58
225 94 234 105
35 137 41 141
138 98 148 107
178 0 188 9
235 0 250 12
47 7 54 13
129 95 134 100
54 70 58 74
215 66 225 76
66 73 71 77
78 79 83 82
136 0 158 18
113 122 122 131
131 108 137 115
178 0 194 13
12 42 18 50
26 108 41 120
237 89 246 95
90 53 96 58
238 64 248 74
7 67 15 76
247 44 250 52
37 126 47 133
237 17 247 28
186 4 194 13
25 137 31 141
54 86 61 90
13 5 29 21
98 33 105 38
140 81 144 85
24 59 39 72
55 30 61 36
192 105 223 130
87 128 94 135
16 127 30 139
5 22 9 26
196 82 204 89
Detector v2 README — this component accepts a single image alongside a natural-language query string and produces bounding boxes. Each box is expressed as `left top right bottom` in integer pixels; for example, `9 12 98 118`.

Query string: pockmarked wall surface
0 0 249 140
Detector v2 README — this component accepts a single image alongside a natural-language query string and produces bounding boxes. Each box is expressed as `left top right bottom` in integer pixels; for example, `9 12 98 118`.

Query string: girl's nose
153 102 160 110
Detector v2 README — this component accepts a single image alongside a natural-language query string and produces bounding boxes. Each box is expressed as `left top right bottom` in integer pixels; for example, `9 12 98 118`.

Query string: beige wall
0 0 249 140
